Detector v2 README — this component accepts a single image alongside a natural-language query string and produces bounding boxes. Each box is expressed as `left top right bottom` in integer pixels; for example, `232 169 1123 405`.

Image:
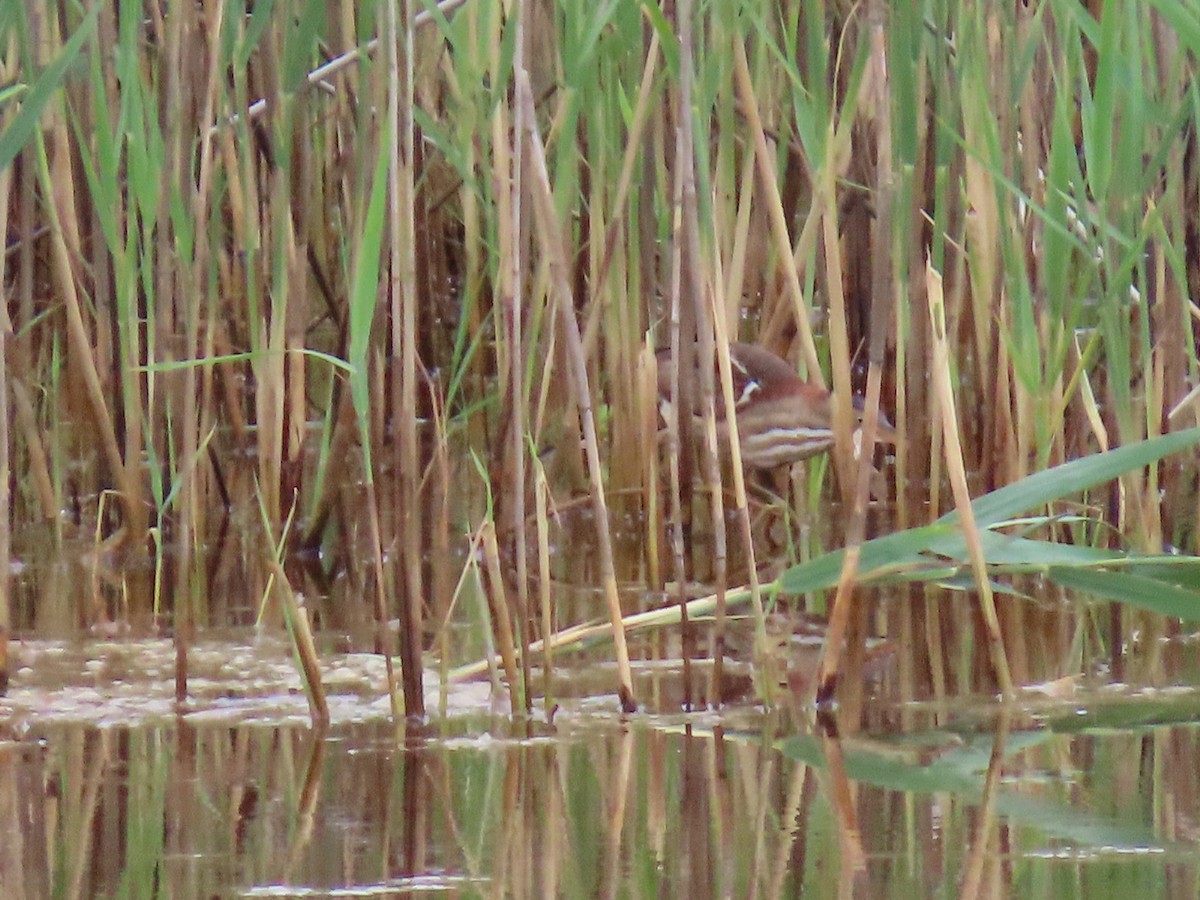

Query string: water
2 635 1198 897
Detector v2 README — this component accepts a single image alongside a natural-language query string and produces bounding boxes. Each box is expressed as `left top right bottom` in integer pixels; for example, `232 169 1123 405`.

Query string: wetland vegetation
2 0 1200 895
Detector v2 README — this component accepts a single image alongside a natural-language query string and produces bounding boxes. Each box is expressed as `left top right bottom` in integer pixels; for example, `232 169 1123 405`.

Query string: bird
655 342 895 469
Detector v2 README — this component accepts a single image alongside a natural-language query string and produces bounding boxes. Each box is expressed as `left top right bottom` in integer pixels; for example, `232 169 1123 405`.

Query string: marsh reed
3 0 1200 713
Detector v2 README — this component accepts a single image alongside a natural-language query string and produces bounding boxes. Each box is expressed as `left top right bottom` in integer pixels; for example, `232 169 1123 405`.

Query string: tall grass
2 1 1199 709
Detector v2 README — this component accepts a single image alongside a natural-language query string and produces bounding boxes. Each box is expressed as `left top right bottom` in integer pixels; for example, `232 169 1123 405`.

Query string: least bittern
656 342 895 469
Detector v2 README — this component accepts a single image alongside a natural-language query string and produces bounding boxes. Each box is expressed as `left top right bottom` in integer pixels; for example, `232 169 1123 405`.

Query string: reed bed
2 0 1200 715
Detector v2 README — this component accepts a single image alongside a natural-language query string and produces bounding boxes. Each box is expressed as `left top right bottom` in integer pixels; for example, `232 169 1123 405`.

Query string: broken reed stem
447 581 754 683
264 552 330 727
926 262 1014 698
518 68 637 713
256 490 329 725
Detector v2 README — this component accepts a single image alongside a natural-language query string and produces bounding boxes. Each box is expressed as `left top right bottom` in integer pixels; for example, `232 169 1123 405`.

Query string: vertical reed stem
386 0 425 718
518 70 637 712
0 170 10 694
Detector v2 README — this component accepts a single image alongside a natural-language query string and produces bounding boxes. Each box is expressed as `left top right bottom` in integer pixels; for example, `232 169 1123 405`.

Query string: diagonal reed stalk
925 263 1014 698
518 67 637 713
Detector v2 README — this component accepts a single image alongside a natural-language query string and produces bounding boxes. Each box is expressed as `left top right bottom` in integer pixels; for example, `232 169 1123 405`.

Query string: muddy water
2 635 1199 897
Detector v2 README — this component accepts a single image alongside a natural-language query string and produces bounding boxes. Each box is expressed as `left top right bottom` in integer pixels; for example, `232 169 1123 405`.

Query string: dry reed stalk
263 554 330 727
715 144 772 686
724 143 756 349
856 12 900 713
0 169 9 693
449 581 754 683
283 231 309 521
694 320 726 694
173 0 226 695
424 369 455 708
164 2 195 685
637 342 662 591
384 0 425 718
819 183 859 515
517 69 637 712
363 344 401 717
677 0 725 708
708 242 769 702
530 311 562 468
41 123 147 567
481 520 522 715
731 41 824 386
922 589 948 712
959 50 1010 486
926 262 1013 697
492 0 532 712
254 299 285 531
664 121 697 709
814 13 896 713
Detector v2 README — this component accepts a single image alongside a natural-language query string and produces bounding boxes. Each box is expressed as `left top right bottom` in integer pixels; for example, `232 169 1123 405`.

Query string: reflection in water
1 688 1200 897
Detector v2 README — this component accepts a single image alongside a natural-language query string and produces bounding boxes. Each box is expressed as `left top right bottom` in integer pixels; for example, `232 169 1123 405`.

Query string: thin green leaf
347 123 393 478
0 5 99 174
959 428 1200 529
778 430 1200 594
1048 568 1200 622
